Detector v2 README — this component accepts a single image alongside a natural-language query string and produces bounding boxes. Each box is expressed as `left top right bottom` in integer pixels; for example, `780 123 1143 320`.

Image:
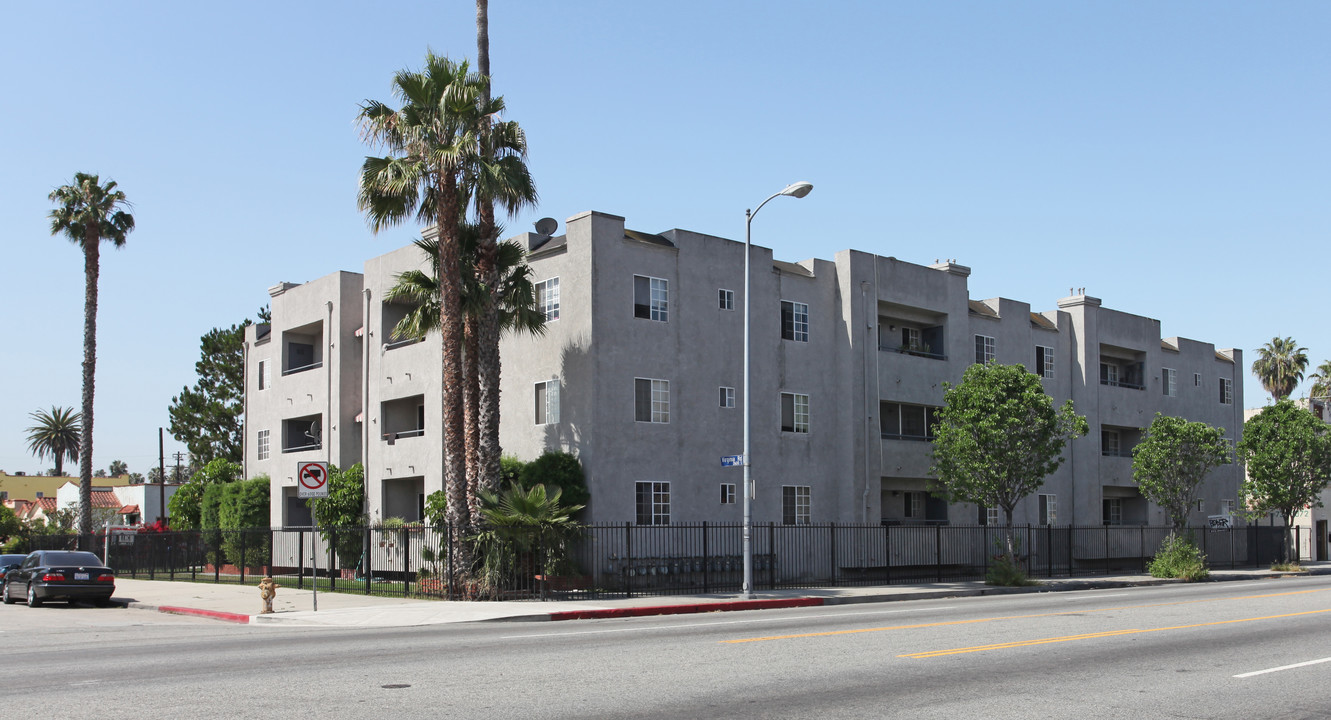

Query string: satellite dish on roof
306 419 322 443
534 217 558 236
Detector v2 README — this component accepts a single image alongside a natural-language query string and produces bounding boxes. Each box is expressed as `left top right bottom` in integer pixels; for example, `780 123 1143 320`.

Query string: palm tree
1251 337 1309 401
48 173 134 537
359 54 485 551
1309 360 1331 402
25 406 81 476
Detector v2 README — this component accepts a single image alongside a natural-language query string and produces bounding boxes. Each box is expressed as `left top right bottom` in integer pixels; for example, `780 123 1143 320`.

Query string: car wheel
1 582 13 605
26 584 41 608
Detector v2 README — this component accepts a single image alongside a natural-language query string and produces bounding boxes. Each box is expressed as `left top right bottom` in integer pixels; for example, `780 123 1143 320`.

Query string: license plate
75 573 89 580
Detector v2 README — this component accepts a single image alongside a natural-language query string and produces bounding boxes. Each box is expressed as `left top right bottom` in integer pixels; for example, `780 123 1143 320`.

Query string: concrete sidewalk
109 563 1331 628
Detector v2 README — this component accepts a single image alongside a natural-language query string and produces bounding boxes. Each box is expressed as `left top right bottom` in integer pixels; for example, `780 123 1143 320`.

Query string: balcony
381 395 425 443
878 304 947 361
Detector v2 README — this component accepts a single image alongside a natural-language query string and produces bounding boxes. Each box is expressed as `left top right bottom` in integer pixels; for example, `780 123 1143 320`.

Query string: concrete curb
126 601 252 624
547 597 824 621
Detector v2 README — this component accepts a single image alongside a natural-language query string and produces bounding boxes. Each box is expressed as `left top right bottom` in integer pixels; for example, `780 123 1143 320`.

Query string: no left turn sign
297 461 330 499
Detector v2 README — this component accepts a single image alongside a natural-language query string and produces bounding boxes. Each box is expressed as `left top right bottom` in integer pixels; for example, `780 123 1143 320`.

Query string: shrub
519 451 589 514
986 555 1037 586
1270 561 1304 572
1149 534 1209 581
217 476 271 569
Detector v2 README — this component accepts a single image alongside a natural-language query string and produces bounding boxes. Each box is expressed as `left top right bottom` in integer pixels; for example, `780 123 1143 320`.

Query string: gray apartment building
243 209 1244 533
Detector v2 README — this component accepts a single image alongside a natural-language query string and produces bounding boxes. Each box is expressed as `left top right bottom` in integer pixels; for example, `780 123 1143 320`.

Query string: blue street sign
721 455 743 467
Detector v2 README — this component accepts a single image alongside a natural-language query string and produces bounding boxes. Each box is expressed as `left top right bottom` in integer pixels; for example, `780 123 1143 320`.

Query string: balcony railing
881 344 947 361
1101 449 1134 458
281 442 322 454
282 361 323 377
881 432 935 442
1100 378 1145 390
383 429 425 444
384 337 421 351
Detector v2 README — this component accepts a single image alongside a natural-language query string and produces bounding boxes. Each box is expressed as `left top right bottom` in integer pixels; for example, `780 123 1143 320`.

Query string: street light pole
742 181 813 599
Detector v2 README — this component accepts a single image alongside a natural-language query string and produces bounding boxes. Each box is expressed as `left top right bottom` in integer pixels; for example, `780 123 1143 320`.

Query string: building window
535 380 560 425
258 359 271 391
720 483 736 505
1195 498 1205 512
1103 498 1122 526
880 402 940 441
1162 368 1177 397
536 278 560 321
635 481 670 525
781 392 810 433
781 301 809 342
1222 499 1236 516
1100 362 1119 385
257 429 270 461
782 485 811 525
719 288 734 311
978 506 999 526
1038 494 1057 526
1194 372 1202 387
633 275 668 321
1101 429 1121 457
1219 377 1233 405
719 386 735 408
634 378 670 423
975 335 995 364
1035 346 1054 378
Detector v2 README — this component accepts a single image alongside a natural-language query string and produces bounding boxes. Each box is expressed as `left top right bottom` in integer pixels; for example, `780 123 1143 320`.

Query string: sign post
297 462 329 611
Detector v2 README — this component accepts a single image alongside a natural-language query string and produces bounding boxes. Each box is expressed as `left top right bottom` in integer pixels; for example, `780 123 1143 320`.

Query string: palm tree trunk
464 315 482 523
79 235 100 543
474 0 503 500
436 177 471 580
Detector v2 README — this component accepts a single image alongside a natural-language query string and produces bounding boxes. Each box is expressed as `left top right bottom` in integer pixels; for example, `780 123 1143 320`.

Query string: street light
742 181 813 599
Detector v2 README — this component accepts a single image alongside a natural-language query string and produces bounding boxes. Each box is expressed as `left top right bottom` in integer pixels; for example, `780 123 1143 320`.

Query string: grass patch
1270 561 1304 572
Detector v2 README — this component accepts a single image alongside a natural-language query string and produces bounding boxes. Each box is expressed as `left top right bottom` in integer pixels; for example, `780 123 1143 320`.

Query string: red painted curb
547 597 824 621
158 605 252 624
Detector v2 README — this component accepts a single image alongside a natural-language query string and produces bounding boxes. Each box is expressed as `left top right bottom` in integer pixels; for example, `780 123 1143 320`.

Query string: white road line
1235 657 1331 678
1058 593 1129 601
500 605 957 639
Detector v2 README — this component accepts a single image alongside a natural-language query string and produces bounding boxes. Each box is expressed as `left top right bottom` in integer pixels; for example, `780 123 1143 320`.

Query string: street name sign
721 455 743 467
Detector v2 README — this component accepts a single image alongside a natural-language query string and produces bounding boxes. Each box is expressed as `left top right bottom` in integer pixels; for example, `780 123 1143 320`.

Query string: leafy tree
107 460 128 477
218 476 271 568
519 451 589 514
127 472 145 485
1251 336 1309 401
1132 414 1232 535
49 172 134 537
25 406 80 477
359 54 486 547
1309 360 1331 402
311 464 367 568
168 321 250 465
929 362 1088 563
0 505 22 544
168 458 242 530
1238 399 1331 560
94 469 106 478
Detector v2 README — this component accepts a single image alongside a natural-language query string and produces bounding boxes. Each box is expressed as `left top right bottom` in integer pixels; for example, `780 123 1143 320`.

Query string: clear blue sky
2 1 1327 475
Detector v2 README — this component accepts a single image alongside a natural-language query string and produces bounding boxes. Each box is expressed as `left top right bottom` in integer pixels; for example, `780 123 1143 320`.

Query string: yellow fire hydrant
258 577 280 614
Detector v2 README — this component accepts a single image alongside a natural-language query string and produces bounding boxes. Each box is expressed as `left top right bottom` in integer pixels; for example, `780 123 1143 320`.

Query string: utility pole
158 429 166 524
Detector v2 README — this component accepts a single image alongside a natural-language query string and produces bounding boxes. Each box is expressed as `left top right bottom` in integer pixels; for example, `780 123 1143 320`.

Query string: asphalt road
5 576 1331 719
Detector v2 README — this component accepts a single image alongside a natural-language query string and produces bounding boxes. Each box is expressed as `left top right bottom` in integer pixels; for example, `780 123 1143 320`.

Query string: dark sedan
1 551 115 607
0 554 25 581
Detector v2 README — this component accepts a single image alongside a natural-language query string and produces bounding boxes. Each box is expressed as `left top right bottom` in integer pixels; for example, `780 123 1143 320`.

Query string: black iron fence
31 522 1301 601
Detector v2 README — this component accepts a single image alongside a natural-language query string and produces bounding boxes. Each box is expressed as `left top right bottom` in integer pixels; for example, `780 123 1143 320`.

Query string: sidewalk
109 563 1331 628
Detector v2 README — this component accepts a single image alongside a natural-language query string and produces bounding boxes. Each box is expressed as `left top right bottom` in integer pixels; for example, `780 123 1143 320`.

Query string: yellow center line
900 608 1331 659
722 587 1327 645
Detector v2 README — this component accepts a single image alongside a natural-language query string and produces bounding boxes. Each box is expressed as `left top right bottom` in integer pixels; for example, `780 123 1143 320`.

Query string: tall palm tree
359 54 485 547
1251 336 1309 401
1309 360 1331 401
26 406 81 476
48 173 134 537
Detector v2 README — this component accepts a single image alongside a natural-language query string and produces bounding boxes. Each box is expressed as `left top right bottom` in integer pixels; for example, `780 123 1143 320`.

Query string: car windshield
0 555 26 565
43 551 104 566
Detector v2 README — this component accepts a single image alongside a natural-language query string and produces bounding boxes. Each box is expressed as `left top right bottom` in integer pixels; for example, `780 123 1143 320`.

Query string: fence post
400 526 409 598
830 522 838 587
297 531 305 590
1254 524 1260 568
446 523 455 600
1296 525 1302 563
240 530 248 585
625 521 633 600
364 526 372 595
266 528 274 579
1139 525 1145 574
327 529 336 593
885 523 892 585
214 531 222 584
935 524 943 583
702 521 709 594
1104 525 1110 575
1047 524 1053 578
768 522 777 589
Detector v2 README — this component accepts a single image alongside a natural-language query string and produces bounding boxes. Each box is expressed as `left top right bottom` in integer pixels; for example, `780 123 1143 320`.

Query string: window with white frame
904 492 924 519
1195 498 1205 512
782 485 811 525
535 380 560 425
258 359 271 390
978 506 1000 526
720 483 736 505
536 277 560 321
1035 346 1054 378
1162 368 1177 397
719 288 734 311
1194 372 1202 387
880 402 940 440
633 275 668 321
1219 377 1233 405
781 392 810 433
719 386 735 408
781 301 809 342
1222 499 1236 516
1038 494 1057 526
257 429 270 461
634 378 670 423
1103 498 1122 525
975 335 995 364
1101 429 1121 457
1100 362 1119 385
635 481 670 525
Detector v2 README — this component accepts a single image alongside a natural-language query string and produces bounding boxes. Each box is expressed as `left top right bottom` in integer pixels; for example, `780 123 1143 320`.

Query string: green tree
0 505 22 544
1251 336 1309 401
218 476 271 569
107 460 128 477
311 464 367 568
929 362 1088 563
168 459 242 531
1309 359 1331 402
1131 413 1232 535
359 54 487 547
1238 399 1331 560
25 406 81 478
472 482 584 595
48 172 134 537
519 451 589 515
168 321 251 465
